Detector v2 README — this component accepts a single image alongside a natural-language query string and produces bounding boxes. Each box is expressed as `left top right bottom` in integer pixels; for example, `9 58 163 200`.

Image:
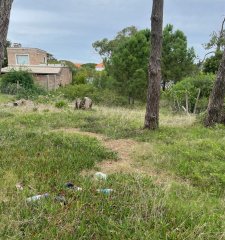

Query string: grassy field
0 94 225 239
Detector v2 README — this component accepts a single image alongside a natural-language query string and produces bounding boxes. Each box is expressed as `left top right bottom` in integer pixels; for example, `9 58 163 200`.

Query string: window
16 55 29 65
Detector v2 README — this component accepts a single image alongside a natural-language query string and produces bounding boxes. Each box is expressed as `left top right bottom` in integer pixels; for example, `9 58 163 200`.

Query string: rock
74 97 92 110
82 97 92 109
74 98 82 109
13 99 26 106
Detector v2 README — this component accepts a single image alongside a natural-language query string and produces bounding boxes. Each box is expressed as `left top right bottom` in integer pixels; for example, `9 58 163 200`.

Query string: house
95 62 105 71
1 46 72 90
74 63 82 68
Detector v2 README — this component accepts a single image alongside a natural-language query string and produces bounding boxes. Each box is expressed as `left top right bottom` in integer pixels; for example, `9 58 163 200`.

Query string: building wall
59 67 72 86
34 67 72 91
7 48 47 66
34 74 60 91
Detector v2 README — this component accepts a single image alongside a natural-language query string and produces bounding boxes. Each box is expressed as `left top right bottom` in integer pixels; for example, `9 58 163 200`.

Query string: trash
55 196 67 205
26 193 49 202
65 182 82 191
65 182 74 188
94 172 107 180
97 189 113 194
16 183 24 191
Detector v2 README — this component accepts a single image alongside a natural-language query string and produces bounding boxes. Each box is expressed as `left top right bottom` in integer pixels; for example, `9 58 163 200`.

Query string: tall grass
0 93 225 239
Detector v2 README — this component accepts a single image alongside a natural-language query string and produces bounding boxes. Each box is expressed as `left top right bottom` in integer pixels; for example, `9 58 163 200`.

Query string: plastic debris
16 183 24 191
26 193 49 202
65 182 74 188
97 189 113 194
94 172 107 180
65 182 82 191
55 196 67 205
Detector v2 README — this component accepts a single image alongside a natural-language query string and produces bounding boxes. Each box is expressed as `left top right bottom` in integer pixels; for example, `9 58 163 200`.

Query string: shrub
58 84 96 100
1 70 34 90
55 100 68 108
57 84 130 107
0 70 46 98
165 73 215 113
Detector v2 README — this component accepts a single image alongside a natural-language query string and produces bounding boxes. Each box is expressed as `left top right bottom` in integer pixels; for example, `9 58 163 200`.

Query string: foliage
162 24 196 89
203 18 225 52
166 73 215 113
0 70 46 98
58 84 96 100
57 84 129 107
203 51 223 73
93 26 138 59
82 63 96 69
109 30 149 101
55 100 68 108
47 53 59 64
3 40 11 67
1 70 34 90
92 70 110 89
93 25 196 101
72 66 96 85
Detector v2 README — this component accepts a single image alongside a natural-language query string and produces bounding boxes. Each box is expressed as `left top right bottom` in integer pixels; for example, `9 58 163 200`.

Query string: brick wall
7 48 47 66
34 67 72 91
59 67 72 86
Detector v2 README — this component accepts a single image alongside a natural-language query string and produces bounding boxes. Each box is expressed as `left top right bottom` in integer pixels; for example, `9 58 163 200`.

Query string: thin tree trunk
185 91 189 114
193 88 201 114
0 0 13 74
144 0 164 129
204 48 225 127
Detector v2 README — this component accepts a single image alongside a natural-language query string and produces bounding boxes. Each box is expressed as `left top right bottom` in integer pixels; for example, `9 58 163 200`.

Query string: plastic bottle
26 193 49 202
95 172 107 180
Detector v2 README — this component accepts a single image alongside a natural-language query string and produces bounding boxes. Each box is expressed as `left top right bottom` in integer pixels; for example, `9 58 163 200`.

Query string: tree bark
144 0 164 129
0 0 13 74
204 48 225 127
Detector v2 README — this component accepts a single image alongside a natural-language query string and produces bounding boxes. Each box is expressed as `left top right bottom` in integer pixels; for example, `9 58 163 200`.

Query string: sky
8 0 225 64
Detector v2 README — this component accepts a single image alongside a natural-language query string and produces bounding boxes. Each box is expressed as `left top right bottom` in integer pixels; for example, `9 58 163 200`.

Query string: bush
57 84 130 107
0 70 46 98
55 100 68 108
59 84 96 100
1 70 34 90
165 73 215 113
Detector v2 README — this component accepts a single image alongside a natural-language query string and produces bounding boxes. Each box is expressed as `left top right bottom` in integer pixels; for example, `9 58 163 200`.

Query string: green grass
0 94 225 239
0 93 14 103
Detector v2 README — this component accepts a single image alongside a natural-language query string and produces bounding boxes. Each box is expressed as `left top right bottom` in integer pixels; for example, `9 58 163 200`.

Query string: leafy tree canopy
93 25 196 101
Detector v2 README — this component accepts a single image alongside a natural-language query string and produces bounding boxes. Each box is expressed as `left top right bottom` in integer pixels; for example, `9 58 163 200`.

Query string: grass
0 93 225 239
0 93 14 103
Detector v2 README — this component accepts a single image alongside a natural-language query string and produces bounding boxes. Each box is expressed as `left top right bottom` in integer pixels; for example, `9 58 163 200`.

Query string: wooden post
54 75 56 90
47 75 49 91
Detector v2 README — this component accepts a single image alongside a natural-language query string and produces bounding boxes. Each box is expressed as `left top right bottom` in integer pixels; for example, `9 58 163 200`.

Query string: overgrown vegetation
165 73 215 113
0 94 225 239
0 70 46 99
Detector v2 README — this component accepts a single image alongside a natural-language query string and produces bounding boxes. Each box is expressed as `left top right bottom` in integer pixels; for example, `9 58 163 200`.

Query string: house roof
74 63 82 68
95 63 104 68
1 65 62 74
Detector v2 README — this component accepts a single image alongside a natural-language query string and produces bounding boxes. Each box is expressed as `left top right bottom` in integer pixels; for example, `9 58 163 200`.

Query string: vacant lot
0 95 225 239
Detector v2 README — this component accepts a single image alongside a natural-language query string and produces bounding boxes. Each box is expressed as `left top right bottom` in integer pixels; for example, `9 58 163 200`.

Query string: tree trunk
144 0 164 130
0 0 13 74
204 48 225 127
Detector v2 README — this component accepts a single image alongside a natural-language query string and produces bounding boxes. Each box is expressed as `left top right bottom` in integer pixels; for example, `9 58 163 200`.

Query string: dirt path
52 128 187 186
